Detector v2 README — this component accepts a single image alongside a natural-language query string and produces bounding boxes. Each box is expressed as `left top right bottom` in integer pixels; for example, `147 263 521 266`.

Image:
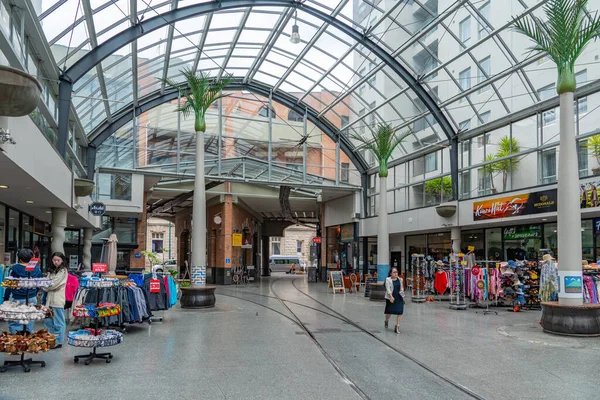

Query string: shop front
405 232 452 273
326 222 358 275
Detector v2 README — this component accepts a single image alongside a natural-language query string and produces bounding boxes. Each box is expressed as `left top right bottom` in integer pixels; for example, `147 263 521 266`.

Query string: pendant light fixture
290 10 301 44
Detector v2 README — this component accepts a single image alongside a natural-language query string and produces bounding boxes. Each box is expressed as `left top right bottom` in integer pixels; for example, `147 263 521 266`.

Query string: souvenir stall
583 261 600 304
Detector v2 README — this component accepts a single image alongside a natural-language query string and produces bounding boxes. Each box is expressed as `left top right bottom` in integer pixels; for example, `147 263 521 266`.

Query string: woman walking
43 252 68 349
384 267 405 334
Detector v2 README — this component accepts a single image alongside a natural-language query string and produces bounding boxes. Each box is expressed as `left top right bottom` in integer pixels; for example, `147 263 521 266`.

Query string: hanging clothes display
0 265 11 304
434 270 449 294
540 259 559 302
583 275 599 304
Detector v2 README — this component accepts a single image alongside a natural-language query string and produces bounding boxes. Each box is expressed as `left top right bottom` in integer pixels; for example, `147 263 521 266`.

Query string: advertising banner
473 189 557 221
340 223 355 243
503 225 542 240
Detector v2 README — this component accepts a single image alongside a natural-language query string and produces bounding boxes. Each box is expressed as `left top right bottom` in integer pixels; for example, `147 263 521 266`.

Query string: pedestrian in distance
43 252 69 349
384 267 405 334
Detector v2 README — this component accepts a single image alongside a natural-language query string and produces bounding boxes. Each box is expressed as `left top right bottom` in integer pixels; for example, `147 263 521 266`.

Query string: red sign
26 258 39 271
92 263 108 273
150 279 161 293
312 237 322 244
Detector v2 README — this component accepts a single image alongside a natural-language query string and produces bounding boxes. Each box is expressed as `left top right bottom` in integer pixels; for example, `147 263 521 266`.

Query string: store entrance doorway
391 252 402 274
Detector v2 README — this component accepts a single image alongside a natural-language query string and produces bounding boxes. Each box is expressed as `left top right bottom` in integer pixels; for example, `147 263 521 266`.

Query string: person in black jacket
3 249 43 334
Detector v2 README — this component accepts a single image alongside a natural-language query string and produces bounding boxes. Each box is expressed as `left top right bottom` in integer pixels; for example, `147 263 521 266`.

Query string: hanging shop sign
89 202 106 216
340 223 355 243
69 255 79 270
503 225 542 240
473 189 557 221
241 237 253 249
312 237 322 244
92 263 108 273
149 279 161 293
25 258 39 271
232 233 242 247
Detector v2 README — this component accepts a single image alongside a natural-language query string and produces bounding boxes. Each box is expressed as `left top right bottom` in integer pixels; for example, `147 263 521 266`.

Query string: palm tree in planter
159 68 232 286
514 0 600 305
483 154 499 194
583 134 600 175
493 136 520 192
353 124 411 281
425 176 452 204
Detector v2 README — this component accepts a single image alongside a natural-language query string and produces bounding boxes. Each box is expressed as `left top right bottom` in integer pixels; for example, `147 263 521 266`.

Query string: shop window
114 218 137 245
540 149 557 184
152 240 164 253
544 223 558 258
485 228 502 260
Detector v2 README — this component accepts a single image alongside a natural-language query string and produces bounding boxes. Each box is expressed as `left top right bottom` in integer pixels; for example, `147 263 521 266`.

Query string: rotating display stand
71 272 122 365
449 253 468 311
0 271 52 373
411 254 426 303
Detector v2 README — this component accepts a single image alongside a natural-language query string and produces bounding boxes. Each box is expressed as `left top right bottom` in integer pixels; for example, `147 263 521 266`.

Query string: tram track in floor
289 278 485 400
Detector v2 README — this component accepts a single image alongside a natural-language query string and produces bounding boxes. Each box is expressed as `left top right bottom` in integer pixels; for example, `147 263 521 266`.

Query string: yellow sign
468 246 475 251
232 233 242 247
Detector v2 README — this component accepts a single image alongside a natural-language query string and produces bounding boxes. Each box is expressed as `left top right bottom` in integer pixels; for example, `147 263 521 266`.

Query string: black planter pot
541 301 600 337
180 286 216 309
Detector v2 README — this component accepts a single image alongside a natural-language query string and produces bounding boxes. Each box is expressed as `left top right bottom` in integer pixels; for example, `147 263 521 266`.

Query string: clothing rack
411 254 426 303
72 272 120 365
472 261 499 316
0 271 48 373
449 253 467 310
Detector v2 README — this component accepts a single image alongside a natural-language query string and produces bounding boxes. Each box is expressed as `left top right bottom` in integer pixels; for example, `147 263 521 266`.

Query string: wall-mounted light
290 11 301 44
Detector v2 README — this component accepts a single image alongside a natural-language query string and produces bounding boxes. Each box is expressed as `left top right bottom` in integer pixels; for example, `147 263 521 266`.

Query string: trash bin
216 267 232 285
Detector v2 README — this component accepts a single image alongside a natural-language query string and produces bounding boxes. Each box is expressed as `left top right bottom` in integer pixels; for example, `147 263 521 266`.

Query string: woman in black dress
384 267 405 334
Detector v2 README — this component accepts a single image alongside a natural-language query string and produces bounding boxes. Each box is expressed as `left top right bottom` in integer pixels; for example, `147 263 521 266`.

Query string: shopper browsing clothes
42 252 68 349
384 267 405 334
2 249 43 334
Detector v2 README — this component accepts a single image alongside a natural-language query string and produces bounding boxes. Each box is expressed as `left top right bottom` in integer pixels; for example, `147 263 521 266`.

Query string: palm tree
513 0 600 305
353 124 411 281
159 68 231 286
493 136 520 192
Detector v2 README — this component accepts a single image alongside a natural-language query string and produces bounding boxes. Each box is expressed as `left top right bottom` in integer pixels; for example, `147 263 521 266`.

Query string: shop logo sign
473 189 557 221
89 202 106 216
474 197 526 219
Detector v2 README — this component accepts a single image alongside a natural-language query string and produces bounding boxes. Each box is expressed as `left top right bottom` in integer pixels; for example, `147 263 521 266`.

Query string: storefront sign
340 223 355 243
232 233 242 247
564 276 582 293
92 263 108 273
241 237 253 249
473 189 557 221
69 255 78 270
503 225 542 240
312 237 322 244
89 202 106 216
26 258 39 271
149 279 161 293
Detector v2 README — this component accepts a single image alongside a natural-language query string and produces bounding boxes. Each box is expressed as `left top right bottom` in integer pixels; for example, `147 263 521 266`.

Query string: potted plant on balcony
425 176 452 202
584 134 600 175
493 136 520 192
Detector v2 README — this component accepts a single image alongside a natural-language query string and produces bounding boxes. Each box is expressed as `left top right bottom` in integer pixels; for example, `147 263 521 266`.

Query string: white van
269 255 306 273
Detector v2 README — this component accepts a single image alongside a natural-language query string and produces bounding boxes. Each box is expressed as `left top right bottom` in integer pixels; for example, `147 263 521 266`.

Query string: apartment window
359 67 366 78
288 109 304 122
477 56 491 93
358 85 366 96
459 68 471 101
152 232 164 239
271 237 281 255
425 152 437 173
459 120 471 131
152 240 164 253
576 70 588 115
368 73 376 86
460 171 471 199
538 84 556 125
480 111 491 125
297 240 303 253
369 102 376 128
477 133 490 148
341 115 349 138
258 106 275 118
459 16 471 45
541 149 557 184
477 167 491 196
412 158 425 177
341 163 350 183
358 108 366 134
478 1 490 40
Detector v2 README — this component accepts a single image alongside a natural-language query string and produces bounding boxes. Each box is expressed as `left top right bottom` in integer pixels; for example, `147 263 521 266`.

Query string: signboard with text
89 202 106 216
26 258 39 271
340 223 355 243
473 189 557 221
92 263 108 273
232 233 242 247
503 225 542 240
312 237 322 244
150 279 161 293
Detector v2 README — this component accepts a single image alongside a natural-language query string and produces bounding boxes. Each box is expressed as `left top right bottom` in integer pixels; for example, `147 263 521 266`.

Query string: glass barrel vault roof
36 0 600 167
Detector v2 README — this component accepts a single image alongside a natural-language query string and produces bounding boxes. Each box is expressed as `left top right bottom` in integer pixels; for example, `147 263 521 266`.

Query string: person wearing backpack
42 252 68 349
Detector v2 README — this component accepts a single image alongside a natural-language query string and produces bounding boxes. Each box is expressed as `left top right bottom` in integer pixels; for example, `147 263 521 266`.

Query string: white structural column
557 92 583 305
451 227 461 254
83 228 93 270
51 209 68 254
377 176 389 281
191 131 207 286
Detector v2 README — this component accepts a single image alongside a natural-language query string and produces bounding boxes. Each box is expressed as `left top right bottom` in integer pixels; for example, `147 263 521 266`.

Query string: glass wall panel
511 152 539 191
461 230 484 259
485 228 502 261
582 219 594 262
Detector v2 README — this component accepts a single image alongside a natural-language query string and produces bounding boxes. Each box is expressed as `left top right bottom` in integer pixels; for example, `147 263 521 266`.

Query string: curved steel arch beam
85 80 368 179
58 0 455 138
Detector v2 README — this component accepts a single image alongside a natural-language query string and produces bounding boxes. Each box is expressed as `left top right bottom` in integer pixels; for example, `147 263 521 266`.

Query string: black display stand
72 273 117 365
1 272 47 373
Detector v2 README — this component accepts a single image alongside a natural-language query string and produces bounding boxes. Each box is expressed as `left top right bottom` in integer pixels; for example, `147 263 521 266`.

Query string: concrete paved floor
1 274 598 399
